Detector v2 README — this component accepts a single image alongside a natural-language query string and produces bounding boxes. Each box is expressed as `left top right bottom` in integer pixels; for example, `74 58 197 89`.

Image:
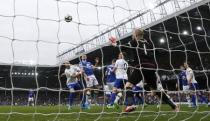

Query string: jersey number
124 63 128 70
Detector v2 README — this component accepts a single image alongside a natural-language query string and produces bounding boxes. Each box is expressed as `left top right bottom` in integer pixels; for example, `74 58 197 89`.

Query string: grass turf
0 105 210 121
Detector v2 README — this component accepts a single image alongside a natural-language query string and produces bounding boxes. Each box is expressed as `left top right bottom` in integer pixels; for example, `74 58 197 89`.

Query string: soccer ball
65 15 72 22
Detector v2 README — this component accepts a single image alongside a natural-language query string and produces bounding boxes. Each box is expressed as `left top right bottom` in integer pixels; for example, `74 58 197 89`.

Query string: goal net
0 0 210 121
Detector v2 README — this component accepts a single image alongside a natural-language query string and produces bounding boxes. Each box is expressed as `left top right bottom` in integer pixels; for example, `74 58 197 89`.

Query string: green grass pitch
0 105 209 121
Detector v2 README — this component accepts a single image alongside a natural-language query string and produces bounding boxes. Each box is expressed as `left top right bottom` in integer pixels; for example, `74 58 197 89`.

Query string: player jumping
107 52 128 109
104 59 116 104
79 55 99 108
123 29 178 112
62 62 82 110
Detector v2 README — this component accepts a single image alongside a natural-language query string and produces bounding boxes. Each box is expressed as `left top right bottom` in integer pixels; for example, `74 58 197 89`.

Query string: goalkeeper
123 29 179 112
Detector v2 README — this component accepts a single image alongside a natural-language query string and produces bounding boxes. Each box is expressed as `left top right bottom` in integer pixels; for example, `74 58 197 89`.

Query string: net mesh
0 0 210 121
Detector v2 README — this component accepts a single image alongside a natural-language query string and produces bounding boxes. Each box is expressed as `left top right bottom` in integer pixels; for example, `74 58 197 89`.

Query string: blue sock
106 94 111 104
191 95 196 106
80 93 86 107
110 93 116 105
69 93 75 106
134 95 138 105
140 96 144 105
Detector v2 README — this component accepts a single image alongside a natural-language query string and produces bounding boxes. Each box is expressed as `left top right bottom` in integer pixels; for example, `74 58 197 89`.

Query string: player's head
132 28 144 40
112 59 116 64
95 57 100 63
64 62 70 68
180 65 185 70
183 62 189 69
118 52 126 59
81 54 87 61
118 52 123 59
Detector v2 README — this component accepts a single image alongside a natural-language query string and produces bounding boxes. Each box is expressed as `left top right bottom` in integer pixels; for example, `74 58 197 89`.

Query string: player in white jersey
62 62 82 110
184 62 198 86
184 62 209 107
184 62 198 107
107 52 128 109
114 53 128 81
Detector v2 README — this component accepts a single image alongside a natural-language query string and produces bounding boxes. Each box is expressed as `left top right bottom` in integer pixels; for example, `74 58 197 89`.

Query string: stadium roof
0 0 208 66
57 0 210 64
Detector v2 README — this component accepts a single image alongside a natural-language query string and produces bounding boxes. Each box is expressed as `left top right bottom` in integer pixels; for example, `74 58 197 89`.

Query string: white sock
187 96 191 106
114 92 122 104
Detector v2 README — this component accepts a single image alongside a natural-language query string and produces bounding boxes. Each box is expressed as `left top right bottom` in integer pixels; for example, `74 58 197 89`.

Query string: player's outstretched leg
156 91 178 111
148 70 179 112
124 82 136 112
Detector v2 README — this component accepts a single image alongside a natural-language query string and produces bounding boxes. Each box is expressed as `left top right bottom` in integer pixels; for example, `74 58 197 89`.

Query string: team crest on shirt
86 63 92 68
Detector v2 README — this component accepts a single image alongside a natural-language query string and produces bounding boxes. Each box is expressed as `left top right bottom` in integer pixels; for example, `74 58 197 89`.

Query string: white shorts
86 75 99 88
104 82 115 95
182 85 189 91
28 97 34 102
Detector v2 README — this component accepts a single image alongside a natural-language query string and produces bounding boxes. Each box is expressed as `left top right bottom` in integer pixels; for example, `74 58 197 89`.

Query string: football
65 15 72 22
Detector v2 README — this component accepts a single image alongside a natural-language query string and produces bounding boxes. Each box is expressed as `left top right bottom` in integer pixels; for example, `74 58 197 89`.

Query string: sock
69 93 75 106
80 93 86 107
110 93 116 105
139 95 144 105
93 90 98 104
186 95 191 106
125 87 134 106
114 92 123 104
106 94 111 104
191 94 197 106
86 91 91 105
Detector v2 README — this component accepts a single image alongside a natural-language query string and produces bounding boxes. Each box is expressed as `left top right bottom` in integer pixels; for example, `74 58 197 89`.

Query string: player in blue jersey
104 59 116 104
28 90 35 106
79 55 99 108
176 65 191 107
62 62 82 110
